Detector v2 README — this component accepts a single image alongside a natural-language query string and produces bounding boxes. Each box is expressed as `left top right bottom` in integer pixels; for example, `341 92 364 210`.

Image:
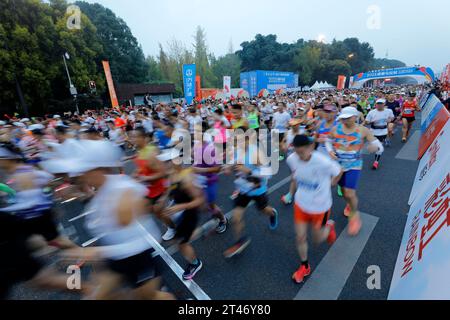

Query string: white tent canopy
311 80 335 91
310 81 321 91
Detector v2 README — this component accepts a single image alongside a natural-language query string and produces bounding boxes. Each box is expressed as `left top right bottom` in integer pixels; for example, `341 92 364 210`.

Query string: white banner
389 169 450 300
223 76 231 98
421 94 441 127
409 120 450 205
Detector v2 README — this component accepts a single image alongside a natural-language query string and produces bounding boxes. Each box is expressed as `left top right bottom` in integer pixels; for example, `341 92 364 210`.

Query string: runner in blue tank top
223 133 279 259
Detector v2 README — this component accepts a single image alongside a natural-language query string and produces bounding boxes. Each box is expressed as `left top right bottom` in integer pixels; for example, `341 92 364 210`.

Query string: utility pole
62 52 80 114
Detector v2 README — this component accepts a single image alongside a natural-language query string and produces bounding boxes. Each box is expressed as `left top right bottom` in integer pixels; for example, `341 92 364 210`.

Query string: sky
78 0 450 73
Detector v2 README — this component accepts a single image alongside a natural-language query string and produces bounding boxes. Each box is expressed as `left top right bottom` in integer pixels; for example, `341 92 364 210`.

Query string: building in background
115 83 176 106
240 70 299 98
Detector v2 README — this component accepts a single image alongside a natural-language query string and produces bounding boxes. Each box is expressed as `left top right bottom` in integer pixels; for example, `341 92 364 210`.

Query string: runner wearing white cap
325 107 384 236
365 99 394 170
42 140 174 299
272 102 292 161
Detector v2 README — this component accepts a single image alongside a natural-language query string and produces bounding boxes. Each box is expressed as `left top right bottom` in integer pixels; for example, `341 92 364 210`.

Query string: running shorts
375 135 387 143
338 170 361 190
107 249 159 288
234 193 269 211
402 116 416 123
294 204 331 229
175 210 199 244
204 182 218 204
21 209 59 242
0 214 43 299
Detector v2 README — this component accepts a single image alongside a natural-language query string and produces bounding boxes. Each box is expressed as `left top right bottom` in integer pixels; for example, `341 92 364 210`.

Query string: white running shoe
162 227 176 241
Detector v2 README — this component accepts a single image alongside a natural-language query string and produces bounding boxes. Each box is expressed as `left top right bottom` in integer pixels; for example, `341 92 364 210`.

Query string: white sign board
389 169 450 300
409 120 450 205
223 76 231 98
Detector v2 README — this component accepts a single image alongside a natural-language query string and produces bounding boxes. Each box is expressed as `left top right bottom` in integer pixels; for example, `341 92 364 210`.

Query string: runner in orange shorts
286 135 342 284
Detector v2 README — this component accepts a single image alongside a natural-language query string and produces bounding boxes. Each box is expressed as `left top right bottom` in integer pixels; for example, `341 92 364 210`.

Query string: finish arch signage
351 66 435 88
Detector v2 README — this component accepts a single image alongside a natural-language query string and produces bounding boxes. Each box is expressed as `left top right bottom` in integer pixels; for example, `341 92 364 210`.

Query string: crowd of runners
0 83 440 299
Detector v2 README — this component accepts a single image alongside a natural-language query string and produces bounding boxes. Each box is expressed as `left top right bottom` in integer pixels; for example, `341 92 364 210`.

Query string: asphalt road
9 120 421 300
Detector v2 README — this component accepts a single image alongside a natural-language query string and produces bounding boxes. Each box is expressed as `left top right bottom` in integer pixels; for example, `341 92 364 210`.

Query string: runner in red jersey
401 92 420 143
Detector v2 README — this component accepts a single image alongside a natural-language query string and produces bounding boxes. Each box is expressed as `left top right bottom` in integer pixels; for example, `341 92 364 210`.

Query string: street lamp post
62 52 80 114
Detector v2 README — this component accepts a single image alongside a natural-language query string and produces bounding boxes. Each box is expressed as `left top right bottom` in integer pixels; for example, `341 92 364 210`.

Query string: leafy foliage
75 1 148 84
1 0 406 115
0 0 105 115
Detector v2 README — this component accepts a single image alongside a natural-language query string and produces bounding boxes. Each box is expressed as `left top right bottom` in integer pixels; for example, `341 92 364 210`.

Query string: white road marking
60 197 78 204
137 222 211 301
294 212 379 300
82 233 106 247
395 130 421 161
68 210 95 223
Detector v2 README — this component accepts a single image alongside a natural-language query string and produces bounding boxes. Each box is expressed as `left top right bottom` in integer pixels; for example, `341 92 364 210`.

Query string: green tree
341 38 375 74
211 53 241 88
318 59 352 85
158 43 171 82
193 26 217 88
146 55 162 83
371 58 406 70
293 45 322 85
75 1 148 84
237 34 284 71
0 0 104 115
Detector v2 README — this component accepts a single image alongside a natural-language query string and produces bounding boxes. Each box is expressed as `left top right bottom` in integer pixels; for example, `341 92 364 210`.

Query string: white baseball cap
376 99 386 104
20 118 30 123
337 107 360 120
53 115 61 119
12 122 26 128
28 124 45 131
40 140 123 174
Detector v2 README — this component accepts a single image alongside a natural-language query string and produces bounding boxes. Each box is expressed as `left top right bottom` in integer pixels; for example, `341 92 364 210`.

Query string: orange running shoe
348 215 362 236
344 204 351 217
224 237 251 259
326 220 337 245
292 264 311 284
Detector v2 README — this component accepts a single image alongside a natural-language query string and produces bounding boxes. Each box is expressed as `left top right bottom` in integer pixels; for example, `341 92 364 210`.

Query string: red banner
337 75 346 90
418 107 450 159
102 61 119 108
195 76 202 101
